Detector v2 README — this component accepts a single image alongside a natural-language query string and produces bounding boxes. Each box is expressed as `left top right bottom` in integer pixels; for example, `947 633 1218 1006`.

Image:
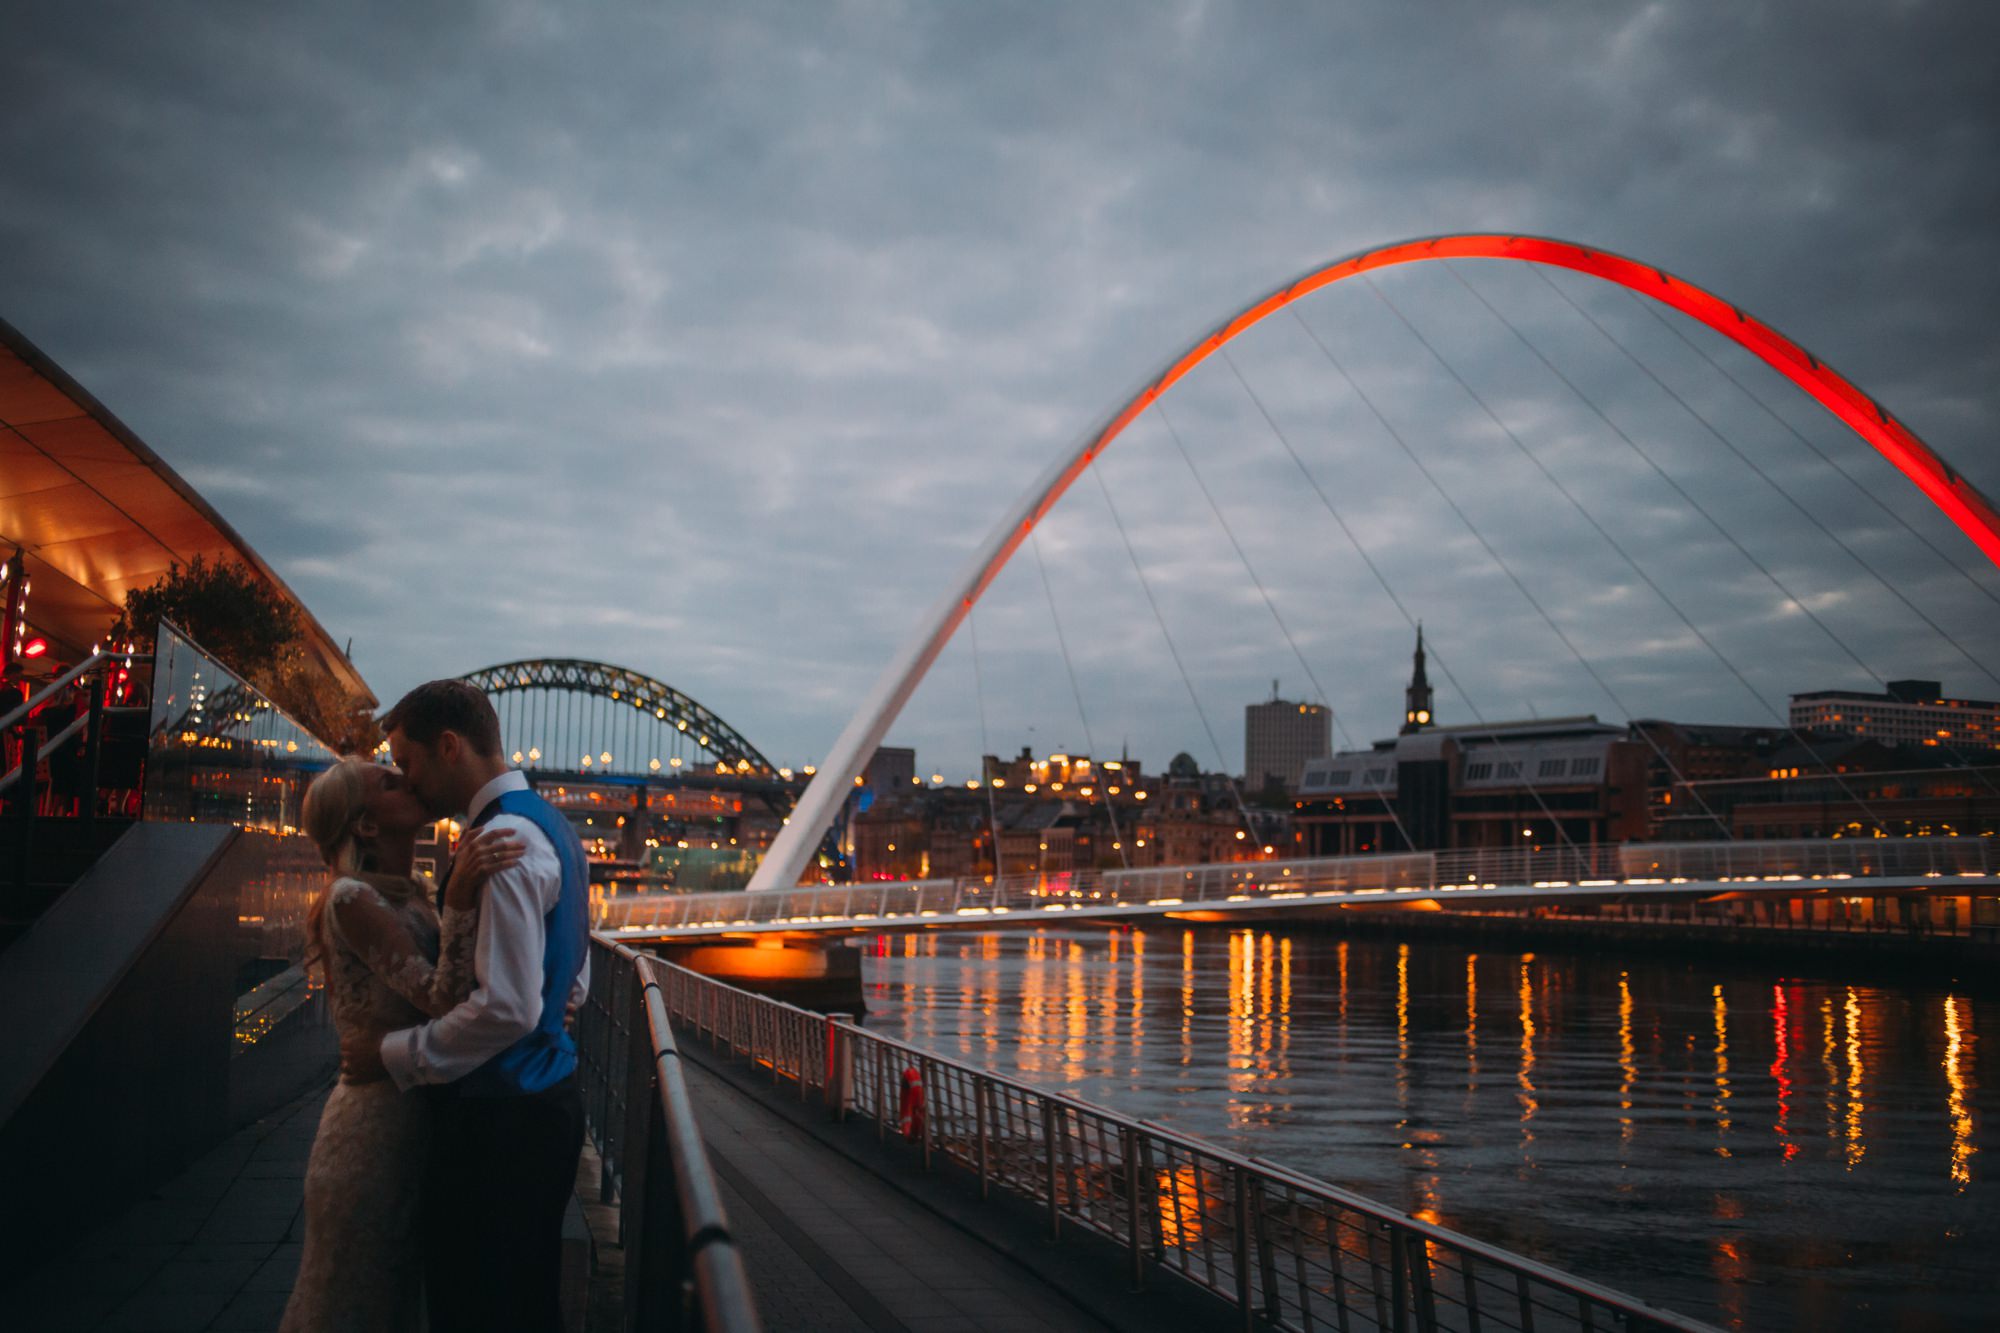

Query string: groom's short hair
381 679 502 757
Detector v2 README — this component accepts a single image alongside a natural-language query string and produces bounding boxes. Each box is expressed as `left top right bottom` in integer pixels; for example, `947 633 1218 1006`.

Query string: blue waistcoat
454 786 589 1098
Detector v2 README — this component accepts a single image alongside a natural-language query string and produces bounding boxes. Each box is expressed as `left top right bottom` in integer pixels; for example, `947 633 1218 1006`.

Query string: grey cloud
4 0 1996 775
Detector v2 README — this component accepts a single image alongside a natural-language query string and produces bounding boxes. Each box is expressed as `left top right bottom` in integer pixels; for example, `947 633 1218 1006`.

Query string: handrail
576 938 761 1333
0 711 88 795
646 952 1719 1333
597 836 1997 937
0 651 107 734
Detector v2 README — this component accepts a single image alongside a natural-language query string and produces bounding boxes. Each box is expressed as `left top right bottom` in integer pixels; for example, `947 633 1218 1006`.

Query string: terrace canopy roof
0 317 372 704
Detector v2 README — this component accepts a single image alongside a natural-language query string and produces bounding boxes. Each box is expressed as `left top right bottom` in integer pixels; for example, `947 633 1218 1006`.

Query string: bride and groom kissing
280 679 591 1332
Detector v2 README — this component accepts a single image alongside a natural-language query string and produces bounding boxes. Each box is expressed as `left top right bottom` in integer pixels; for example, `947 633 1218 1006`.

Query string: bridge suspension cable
965 608 1007 881
747 234 2000 892
1228 330 1639 848
1529 266 2000 696
1527 267 2000 802
1026 529 1132 867
1322 275 1866 832
1087 469 1266 848
1431 265 2000 802
1151 391 1424 852
1621 287 2000 616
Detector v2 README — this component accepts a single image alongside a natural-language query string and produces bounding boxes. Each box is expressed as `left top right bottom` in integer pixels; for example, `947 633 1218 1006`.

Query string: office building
1245 686 1331 793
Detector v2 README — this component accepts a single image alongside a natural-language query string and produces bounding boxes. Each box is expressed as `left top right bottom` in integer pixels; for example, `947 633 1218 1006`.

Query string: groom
341 679 591 1333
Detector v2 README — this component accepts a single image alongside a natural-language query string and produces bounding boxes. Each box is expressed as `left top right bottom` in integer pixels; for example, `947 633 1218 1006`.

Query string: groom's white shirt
381 770 591 1090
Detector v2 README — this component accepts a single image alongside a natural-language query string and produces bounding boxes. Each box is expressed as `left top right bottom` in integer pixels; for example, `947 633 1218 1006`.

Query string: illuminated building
1790 680 2000 752
981 745 1141 793
1296 717 1649 854
1657 735 2000 840
851 747 1264 881
1294 629 1648 851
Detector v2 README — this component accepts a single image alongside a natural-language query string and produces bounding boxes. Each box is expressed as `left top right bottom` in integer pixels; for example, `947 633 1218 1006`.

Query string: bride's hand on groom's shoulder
444 828 527 911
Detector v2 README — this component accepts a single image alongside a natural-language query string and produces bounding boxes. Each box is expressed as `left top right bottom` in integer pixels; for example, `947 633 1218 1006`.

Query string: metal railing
577 938 761 1333
3 648 150 896
597 837 1996 935
645 956 1718 1333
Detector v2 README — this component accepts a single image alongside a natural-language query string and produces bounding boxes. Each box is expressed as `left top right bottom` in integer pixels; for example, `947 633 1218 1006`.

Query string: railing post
876 1041 889 1143
1136 1136 1163 1262
975 1078 992 1200
919 1056 936 1172
1408 1232 1438 1333
1041 1100 1062 1239
81 674 105 830
827 1015 854 1119
12 730 38 898
1389 1219 1410 1333
1253 1177 1281 1323
1122 1125 1145 1291
1231 1166 1254 1332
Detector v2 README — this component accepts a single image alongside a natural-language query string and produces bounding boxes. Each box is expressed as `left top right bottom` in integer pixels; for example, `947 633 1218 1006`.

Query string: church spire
1401 623 1433 734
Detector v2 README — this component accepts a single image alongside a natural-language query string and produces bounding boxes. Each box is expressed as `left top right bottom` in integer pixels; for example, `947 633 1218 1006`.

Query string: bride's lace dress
279 877 477 1333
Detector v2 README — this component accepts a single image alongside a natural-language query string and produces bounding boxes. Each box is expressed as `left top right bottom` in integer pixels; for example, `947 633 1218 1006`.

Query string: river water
859 925 1994 1330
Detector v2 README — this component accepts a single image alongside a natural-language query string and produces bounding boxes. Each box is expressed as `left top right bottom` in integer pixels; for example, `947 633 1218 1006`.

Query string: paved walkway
10 1068 1117 1333
6 1084 318 1331
682 1058 1105 1333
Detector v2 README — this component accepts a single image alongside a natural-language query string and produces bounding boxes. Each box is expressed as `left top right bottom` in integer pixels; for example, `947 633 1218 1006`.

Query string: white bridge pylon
745 233 2000 893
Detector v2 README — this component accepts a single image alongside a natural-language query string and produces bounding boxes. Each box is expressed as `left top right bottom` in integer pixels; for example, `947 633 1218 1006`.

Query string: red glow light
21 637 47 659
1014 234 2000 572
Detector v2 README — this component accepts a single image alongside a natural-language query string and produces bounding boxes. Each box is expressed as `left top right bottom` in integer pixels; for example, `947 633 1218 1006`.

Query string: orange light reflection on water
1228 931 1256 1119
1278 935 1292 1075
1179 929 1195 1068
1844 987 1866 1168
1396 943 1411 1133
1617 973 1635 1147
1064 937 1087 1078
1713 984 1732 1158
1518 956 1538 1154
1465 953 1479 1083
1336 938 1349 1033
1129 929 1145 1072
1771 985 1797 1163
1944 994 1976 1190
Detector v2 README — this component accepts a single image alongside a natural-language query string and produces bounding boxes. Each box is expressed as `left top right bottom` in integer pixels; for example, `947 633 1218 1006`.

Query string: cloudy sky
6 1 1997 778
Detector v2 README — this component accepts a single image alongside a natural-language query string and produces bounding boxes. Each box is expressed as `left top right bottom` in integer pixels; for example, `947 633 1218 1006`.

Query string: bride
280 755 523 1332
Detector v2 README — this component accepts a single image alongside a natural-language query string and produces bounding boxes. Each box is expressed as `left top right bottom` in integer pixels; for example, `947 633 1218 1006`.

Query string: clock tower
1401 625 1433 735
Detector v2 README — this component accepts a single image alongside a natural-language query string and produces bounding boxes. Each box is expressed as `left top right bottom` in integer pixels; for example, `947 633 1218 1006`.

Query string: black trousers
423 1078 585 1333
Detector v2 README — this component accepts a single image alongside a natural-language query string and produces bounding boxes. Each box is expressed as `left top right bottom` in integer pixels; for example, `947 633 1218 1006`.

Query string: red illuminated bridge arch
746 233 2000 890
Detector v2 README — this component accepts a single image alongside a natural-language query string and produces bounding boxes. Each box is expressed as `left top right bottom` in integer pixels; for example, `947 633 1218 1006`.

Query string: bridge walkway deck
5 1063 1135 1333
678 1050 1107 1333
